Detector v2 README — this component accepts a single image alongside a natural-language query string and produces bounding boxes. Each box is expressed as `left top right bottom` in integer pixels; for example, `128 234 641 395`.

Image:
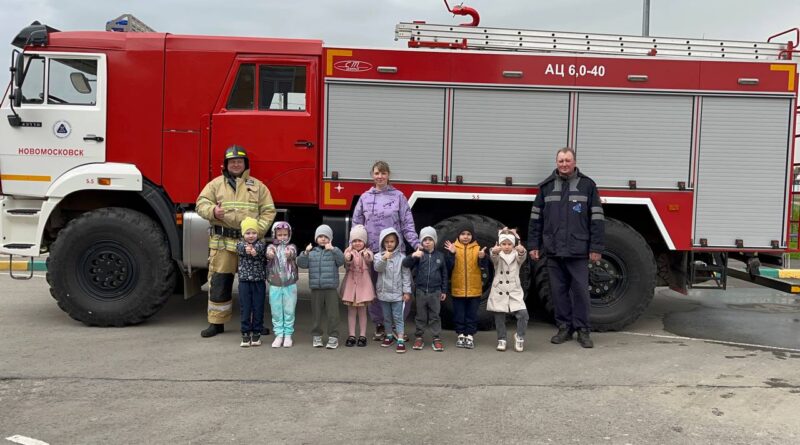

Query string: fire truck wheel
529 256 554 321
588 218 655 331
434 214 526 331
46 207 177 326
532 218 655 331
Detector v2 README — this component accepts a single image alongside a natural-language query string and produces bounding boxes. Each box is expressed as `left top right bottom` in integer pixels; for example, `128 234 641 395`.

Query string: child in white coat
488 228 529 352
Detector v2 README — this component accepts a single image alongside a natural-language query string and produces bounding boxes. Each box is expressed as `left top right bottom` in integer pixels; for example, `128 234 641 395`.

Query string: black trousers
546 257 590 330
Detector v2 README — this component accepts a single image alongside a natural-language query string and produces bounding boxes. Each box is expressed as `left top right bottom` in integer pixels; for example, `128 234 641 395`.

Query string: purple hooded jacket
352 184 420 254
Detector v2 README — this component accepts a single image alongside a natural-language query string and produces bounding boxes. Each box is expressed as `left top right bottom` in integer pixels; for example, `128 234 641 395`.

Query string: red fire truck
1 8 797 330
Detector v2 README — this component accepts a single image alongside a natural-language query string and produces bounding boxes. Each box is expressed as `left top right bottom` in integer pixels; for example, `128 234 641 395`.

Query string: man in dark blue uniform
528 147 604 348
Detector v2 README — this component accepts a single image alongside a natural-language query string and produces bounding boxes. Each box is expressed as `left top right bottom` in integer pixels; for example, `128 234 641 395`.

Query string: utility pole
642 0 651 37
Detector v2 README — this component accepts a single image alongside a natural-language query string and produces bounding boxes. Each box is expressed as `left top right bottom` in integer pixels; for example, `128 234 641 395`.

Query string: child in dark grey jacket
403 226 448 352
297 224 345 349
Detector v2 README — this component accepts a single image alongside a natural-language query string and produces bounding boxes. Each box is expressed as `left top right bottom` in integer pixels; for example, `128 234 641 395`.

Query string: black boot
201 323 224 338
577 329 594 348
261 326 271 336
550 327 574 344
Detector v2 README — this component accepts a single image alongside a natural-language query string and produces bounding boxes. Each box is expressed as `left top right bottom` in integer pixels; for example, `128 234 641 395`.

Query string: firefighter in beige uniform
197 145 277 338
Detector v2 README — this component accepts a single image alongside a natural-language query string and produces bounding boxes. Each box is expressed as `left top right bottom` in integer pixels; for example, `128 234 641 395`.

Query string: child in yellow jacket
445 220 488 349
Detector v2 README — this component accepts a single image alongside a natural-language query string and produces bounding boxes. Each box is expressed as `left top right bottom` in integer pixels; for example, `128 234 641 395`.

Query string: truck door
0 52 107 197
210 56 319 204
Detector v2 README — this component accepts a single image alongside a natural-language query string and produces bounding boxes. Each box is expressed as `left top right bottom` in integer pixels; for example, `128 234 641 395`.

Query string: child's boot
496 339 507 351
250 332 262 346
456 334 465 348
272 336 284 348
283 336 293 348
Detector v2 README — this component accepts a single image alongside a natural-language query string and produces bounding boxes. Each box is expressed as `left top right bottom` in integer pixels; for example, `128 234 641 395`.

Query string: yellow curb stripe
0 262 34 271
777 269 800 279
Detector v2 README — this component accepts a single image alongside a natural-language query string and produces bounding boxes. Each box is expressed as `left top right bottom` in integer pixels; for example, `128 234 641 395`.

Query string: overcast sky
3 0 800 50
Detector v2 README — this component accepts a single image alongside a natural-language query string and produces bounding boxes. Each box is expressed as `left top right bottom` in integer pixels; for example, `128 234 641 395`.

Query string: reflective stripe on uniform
544 195 560 202
592 214 605 220
591 206 604 214
208 301 232 312
570 195 588 202
221 201 258 209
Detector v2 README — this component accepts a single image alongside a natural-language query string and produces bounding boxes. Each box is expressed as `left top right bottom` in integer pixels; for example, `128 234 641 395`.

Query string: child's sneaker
396 341 406 354
412 337 424 350
432 338 445 352
240 333 251 348
271 336 283 348
373 324 385 341
250 333 262 346
345 336 357 347
514 333 524 352
465 335 475 349
312 336 324 348
496 339 507 351
357 336 368 347
381 336 395 348
326 337 339 349
283 336 293 348
456 334 465 348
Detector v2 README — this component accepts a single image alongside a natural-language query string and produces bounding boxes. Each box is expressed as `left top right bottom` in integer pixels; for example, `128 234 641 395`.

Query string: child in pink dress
340 225 376 347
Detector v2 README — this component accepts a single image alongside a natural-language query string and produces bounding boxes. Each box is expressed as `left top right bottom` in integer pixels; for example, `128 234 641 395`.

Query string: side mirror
70 72 91 94
13 52 25 88
11 87 22 108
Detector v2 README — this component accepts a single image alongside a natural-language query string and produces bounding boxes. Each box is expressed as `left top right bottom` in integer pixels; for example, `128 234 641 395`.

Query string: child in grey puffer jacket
374 227 412 353
298 224 345 349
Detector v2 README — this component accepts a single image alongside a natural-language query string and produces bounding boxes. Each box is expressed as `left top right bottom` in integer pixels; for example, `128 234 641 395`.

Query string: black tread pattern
46 207 177 326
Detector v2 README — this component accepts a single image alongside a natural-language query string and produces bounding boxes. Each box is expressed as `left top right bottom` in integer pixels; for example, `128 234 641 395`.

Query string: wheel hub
77 241 137 301
588 255 626 305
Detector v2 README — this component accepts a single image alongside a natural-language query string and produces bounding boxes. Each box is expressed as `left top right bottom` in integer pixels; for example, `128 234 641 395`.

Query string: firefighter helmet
223 145 249 170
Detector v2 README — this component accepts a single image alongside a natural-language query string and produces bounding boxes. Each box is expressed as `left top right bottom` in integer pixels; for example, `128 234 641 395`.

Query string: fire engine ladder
106 14 155 32
395 22 797 60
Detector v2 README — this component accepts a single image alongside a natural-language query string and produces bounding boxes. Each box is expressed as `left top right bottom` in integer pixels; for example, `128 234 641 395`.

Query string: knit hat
349 224 368 244
240 217 258 234
315 224 333 242
419 226 438 245
456 220 474 238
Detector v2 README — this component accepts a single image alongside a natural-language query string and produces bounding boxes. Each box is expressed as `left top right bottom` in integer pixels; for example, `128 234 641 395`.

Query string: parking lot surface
1 274 799 444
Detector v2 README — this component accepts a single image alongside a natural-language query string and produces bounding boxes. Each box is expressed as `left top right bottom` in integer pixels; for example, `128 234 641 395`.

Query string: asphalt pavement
1 273 799 444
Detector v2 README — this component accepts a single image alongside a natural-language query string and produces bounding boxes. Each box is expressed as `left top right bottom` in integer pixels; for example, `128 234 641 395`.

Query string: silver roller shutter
694 97 791 248
325 83 445 181
576 93 693 188
450 89 569 185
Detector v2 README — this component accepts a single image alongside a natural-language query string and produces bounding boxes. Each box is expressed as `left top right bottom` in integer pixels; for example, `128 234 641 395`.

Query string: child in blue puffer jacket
297 224 345 349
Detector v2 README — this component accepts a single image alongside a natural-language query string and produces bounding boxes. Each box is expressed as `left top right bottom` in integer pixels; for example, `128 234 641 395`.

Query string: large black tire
534 218 655 331
529 256 554 322
46 207 177 326
434 214 529 331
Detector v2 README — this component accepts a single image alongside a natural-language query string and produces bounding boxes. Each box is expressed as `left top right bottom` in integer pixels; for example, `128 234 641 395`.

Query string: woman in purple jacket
352 161 420 340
